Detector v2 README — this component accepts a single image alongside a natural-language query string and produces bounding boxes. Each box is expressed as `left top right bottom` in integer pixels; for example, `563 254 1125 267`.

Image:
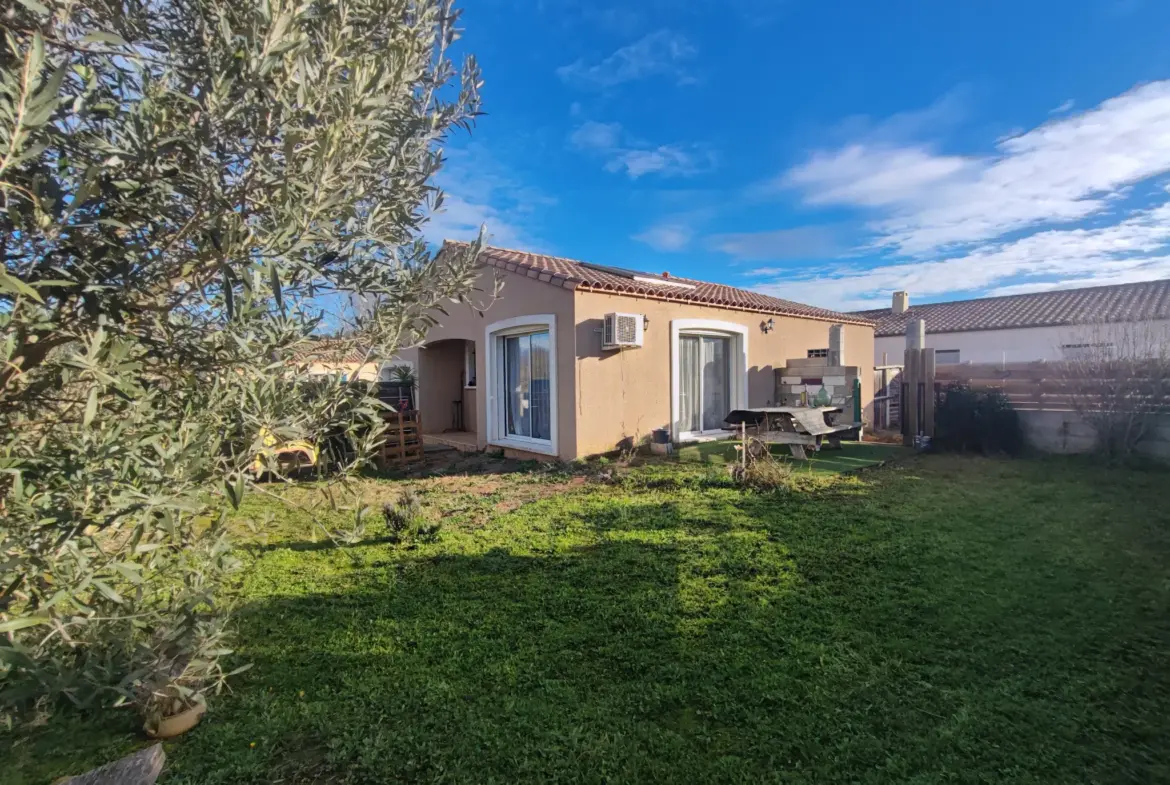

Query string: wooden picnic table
724 406 862 460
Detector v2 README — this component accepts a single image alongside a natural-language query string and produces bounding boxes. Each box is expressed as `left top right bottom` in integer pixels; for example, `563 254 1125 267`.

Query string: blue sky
427 0 1170 311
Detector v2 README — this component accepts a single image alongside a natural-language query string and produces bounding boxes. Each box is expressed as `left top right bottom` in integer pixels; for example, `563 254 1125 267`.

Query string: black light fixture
643 314 651 330
761 318 775 334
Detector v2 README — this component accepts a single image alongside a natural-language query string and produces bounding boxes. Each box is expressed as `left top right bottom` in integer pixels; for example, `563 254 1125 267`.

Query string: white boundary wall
1019 410 1170 461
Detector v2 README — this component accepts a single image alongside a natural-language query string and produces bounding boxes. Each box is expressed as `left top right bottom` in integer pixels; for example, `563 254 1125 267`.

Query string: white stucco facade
874 319 1170 365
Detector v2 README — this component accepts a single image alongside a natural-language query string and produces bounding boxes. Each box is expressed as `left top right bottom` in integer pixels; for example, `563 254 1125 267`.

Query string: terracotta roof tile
444 242 872 325
852 279 1170 337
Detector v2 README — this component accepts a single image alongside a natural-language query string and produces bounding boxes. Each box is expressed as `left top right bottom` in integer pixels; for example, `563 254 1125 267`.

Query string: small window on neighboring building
935 350 961 365
465 341 477 387
807 348 829 358
1061 342 1113 360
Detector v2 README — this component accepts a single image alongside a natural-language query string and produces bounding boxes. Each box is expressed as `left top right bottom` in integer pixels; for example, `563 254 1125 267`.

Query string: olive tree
0 0 491 724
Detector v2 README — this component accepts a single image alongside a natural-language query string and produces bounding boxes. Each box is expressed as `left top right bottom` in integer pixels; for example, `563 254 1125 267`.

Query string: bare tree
1059 320 1170 462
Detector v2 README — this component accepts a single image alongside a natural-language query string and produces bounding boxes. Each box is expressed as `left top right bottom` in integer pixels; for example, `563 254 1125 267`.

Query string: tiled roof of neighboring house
443 241 873 326
853 279 1170 337
289 340 375 365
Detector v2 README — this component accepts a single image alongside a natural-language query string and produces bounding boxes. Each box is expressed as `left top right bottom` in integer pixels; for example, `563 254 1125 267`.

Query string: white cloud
568 121 622 150
557 30 696 89
633 222 693 251
606 145 712 178
568 121 714 179
747 200 1170 310
1050 98 1076 115
781 80 1170 256
424 145 553 249
785 146 971 209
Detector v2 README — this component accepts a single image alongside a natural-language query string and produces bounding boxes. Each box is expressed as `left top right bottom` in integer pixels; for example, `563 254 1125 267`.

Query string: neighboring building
292 340 404 382
394 242 875 460
853 280 1170 367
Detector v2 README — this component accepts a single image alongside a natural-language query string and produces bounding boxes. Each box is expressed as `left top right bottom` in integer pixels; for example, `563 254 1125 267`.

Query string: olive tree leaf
15 0 50 14
0 271 44 303
82 385 99 427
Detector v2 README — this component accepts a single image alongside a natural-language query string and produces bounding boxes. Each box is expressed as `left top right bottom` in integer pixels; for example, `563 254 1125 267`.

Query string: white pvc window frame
670 319 749 443
484 314 558 456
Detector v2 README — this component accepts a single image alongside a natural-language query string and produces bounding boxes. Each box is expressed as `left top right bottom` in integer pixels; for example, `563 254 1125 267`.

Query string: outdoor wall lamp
643 315 651 330
761 318 775 334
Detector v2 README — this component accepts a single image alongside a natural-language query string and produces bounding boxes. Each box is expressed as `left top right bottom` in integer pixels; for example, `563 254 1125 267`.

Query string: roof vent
892 291 910 314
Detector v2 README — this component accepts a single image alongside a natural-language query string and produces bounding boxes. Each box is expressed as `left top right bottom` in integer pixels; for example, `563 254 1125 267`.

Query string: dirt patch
427 475 505 496
477 480 586 515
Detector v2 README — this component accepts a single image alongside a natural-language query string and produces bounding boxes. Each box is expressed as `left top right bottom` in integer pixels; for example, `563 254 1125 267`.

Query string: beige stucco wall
572 292 875 457
395 267 579 459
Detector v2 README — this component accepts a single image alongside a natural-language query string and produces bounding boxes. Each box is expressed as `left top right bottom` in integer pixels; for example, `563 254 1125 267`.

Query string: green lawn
676 438 911 472
5 454 1170 784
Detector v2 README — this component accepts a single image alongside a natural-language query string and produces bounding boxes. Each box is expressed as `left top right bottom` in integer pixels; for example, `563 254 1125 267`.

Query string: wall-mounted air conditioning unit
602 312 644 350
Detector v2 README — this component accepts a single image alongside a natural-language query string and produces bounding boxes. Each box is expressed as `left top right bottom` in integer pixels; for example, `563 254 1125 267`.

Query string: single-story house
853 280 1170 366
394 242 875 460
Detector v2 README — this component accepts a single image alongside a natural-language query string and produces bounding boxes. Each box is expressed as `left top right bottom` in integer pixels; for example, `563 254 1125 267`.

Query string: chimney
892 290 909 314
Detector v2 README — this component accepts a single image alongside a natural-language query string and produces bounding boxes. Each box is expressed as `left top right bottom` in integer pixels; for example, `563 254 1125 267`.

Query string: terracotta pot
145 701 207 739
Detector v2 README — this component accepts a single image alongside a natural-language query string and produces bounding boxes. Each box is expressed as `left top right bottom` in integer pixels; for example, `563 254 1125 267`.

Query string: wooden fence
934 361 1170 412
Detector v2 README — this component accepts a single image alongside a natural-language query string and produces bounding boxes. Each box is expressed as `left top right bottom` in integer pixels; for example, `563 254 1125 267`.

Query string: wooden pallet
378 410 424 468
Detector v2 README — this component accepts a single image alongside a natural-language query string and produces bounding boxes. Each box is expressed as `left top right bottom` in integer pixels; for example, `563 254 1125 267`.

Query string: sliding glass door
502 330 551 442
678 334 731 435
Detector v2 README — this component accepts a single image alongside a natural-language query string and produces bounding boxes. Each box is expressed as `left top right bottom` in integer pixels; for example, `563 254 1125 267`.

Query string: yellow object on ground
250 427 319 475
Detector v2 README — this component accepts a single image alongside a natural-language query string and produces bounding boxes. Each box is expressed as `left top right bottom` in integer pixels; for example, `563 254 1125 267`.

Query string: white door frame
483 314 558 456
670 319 749 443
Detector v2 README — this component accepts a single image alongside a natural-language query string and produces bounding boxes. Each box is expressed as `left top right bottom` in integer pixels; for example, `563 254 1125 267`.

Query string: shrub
731 456 794 491
381 490 440 544
934 385 1025 455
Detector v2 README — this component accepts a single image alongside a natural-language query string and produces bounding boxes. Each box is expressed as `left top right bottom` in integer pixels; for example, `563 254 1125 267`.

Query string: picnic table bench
723 406 862 460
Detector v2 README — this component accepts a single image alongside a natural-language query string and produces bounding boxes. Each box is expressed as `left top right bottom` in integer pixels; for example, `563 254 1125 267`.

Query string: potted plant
389 364 417 411
135 605 248 739
144 692 208 739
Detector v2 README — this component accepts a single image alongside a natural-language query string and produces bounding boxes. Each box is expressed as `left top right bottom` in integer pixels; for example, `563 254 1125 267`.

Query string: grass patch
677 438 911 472
4 455 1170 783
